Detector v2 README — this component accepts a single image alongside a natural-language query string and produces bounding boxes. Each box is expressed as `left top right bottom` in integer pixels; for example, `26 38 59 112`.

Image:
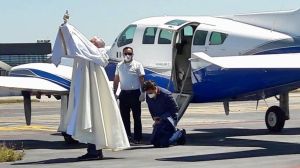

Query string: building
0 41 51 75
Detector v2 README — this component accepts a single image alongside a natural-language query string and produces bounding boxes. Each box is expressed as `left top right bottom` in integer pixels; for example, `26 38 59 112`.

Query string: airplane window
165 19 187 26
117 25 137 47
158 29 173 44
193 30 208 46
9 69 35 77
183 26 194 37
209 32 228 45
143 27 157 44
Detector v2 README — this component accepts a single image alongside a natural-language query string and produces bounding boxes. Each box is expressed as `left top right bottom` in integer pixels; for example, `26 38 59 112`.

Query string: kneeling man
143 80 186 147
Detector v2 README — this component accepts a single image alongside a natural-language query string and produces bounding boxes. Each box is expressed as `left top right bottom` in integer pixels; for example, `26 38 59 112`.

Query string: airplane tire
265 106 286 132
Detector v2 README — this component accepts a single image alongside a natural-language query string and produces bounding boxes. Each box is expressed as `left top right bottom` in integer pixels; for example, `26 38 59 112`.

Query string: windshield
117 25 137 47
165 19 188 26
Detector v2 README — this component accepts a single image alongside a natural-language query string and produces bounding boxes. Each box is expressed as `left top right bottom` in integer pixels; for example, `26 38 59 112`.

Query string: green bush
0 144 24 162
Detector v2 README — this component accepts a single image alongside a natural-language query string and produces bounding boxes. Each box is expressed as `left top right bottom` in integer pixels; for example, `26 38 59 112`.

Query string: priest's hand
139 92 146 102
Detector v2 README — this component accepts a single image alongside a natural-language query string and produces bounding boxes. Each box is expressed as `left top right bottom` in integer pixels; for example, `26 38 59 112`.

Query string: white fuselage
108 16 292 78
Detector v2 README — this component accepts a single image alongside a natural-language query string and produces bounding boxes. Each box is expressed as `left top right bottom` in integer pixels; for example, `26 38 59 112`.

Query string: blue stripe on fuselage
105 61 174 91
10 69 71 90
106 46 300 103
255 46 300 55
191 66 300 103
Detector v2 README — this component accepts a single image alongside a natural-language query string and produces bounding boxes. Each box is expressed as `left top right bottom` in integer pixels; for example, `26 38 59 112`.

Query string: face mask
148 93 156 98
124 55 132 62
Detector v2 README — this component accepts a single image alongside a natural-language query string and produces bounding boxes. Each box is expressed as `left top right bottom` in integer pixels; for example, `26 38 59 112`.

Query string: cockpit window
158 29 173 44
117 25 137 47
209 32 228 45
193 30 208 46
165 19 187 26
143 27 157 44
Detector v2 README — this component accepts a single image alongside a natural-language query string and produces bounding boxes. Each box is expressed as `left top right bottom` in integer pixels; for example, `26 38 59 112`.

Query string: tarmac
0 94 299 168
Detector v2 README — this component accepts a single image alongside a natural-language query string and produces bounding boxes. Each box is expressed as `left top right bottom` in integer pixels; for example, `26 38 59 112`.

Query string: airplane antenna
63 10 70 24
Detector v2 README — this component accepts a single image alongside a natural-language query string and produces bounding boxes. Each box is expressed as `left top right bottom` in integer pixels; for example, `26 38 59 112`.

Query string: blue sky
1 0 300 45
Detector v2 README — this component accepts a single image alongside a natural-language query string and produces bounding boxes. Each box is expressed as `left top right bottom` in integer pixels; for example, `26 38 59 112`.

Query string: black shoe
77 153 103 161
133 139 142 145
128 137 135 144
61 132 79 144
177 129 186 145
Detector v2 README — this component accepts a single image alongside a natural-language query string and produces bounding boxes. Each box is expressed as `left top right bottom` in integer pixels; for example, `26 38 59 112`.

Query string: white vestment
52 23 129 150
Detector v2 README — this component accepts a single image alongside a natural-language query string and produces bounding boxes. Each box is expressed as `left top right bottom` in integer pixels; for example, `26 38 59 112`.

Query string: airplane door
155 20 199 124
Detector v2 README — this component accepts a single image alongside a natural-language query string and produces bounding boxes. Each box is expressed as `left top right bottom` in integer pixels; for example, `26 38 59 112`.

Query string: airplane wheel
265 106 285 132
61 132 79 144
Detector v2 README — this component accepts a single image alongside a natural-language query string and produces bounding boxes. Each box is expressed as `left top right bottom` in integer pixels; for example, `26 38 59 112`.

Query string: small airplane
1 8 300 142
106 8 300 132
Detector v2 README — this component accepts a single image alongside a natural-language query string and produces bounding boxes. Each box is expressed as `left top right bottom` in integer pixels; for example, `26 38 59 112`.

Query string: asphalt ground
0 94 299 168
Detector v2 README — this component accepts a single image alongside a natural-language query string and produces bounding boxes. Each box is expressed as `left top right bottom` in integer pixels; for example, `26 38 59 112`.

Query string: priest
52 14 130 161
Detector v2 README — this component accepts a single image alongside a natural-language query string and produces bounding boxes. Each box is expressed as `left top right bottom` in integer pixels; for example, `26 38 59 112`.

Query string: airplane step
172 93 193 124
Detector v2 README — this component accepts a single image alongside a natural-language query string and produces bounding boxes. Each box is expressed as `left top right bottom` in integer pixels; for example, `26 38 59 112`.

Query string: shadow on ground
0 139 86 150
157 127 300 162
11 157 123 165
0 133 154 150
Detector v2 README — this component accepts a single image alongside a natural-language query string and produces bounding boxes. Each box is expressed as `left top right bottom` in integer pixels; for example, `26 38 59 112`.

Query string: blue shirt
146 87 178 121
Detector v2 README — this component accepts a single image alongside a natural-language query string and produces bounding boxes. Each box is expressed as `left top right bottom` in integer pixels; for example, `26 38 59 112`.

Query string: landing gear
22 91 32 126
265 106 286 132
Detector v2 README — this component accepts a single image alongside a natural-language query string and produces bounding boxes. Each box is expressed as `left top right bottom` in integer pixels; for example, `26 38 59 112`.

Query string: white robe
52 23 129 150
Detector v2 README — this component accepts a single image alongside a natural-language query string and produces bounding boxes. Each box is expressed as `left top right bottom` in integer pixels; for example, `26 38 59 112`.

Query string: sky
1 0 300 45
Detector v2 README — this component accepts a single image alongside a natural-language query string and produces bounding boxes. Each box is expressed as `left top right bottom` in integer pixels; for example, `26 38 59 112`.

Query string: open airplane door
156 20 199 123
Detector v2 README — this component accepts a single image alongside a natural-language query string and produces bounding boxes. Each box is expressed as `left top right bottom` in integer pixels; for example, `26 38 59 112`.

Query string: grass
0 99 39 104
0 144 24 162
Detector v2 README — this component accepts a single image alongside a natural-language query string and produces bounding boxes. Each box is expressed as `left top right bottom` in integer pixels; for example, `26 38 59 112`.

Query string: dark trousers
87 144 102 156
151 119 175 147
119 89 142 141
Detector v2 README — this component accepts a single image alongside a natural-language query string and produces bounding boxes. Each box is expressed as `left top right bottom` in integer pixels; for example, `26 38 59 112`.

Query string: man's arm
138 75 146 101
139 75 145 90
162 94 179 120
138 63 145 89
113 75 120 95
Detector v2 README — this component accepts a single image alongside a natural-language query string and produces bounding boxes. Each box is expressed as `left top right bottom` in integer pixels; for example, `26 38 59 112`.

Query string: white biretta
52 23 130 151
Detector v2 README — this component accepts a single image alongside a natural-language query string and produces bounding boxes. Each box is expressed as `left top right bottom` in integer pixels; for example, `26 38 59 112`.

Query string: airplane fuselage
106 15 300 103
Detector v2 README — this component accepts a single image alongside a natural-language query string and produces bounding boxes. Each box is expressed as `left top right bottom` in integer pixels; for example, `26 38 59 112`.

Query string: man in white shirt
113 47 145 144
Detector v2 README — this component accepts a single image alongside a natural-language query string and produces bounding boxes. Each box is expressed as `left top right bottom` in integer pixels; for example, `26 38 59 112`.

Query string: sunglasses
123 53 133 56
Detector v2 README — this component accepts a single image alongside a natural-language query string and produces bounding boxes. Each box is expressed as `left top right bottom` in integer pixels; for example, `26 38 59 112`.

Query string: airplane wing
0 76 68 96
191 52 300 69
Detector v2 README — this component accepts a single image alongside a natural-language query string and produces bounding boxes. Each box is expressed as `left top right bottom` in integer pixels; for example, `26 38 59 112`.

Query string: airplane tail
223 8 300 36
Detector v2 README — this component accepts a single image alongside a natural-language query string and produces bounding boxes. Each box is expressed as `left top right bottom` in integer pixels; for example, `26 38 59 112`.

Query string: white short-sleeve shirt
115 60 145 90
